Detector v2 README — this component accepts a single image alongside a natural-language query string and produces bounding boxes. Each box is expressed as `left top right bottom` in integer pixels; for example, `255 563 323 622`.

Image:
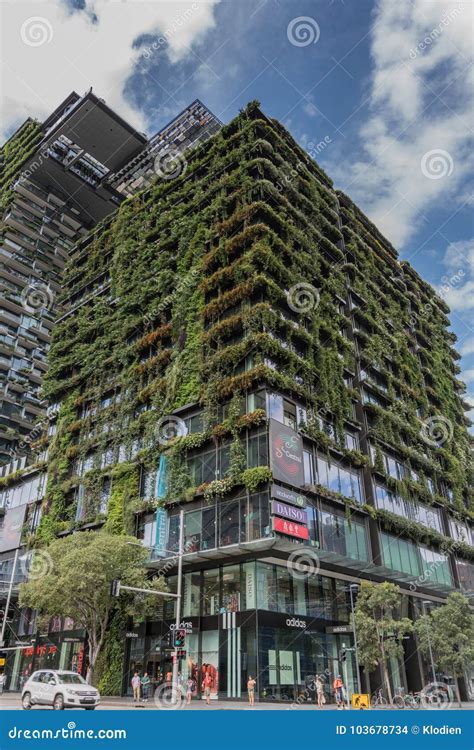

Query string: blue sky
2 0 473 420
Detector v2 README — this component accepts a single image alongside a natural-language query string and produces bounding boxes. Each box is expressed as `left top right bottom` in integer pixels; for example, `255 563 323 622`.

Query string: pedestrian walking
315 675 326 707
131 672 141 702
186 677 194 705
202 672 213 705
247 675 256 706
141 672 150 702
333 675 345 709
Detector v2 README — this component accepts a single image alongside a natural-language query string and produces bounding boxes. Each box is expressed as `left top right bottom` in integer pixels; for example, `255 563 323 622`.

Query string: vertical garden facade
13 102 474 700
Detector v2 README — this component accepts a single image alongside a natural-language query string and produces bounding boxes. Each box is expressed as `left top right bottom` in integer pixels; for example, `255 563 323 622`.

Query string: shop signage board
271 499 307 524
326 625 353 634
268 649 301 686
154 508 168 557
271 483 306 508
269 420 305 488
272 516 309 540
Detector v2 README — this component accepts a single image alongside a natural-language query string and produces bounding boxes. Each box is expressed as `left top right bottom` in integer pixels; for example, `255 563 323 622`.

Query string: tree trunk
382 660 393 704
454 675 462 708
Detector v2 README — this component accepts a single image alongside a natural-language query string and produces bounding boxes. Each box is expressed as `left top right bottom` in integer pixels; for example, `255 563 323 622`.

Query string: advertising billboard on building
268 419 305 488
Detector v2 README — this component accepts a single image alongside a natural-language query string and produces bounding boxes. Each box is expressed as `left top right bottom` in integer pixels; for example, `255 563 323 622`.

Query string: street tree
354 581 413 703
414 591 474 707
20 531 165 684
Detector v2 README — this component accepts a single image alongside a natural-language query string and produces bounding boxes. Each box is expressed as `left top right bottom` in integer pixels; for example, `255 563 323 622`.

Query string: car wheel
22 692 32 710
53 694 65 710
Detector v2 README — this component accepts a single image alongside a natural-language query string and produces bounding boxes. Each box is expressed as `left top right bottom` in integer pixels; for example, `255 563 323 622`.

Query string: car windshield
57 674 87 685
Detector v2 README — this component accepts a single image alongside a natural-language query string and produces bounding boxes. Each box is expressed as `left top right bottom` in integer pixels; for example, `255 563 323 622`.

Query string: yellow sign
351 693 370 709
0 658 5 667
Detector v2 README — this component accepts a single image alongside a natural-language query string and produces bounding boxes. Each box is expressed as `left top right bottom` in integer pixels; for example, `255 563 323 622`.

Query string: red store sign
272 516 309 540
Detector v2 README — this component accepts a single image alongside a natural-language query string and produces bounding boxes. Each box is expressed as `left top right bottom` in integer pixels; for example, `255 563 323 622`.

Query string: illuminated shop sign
269 420 304 488
271 483 306 508
272 516 309 540
271 499 307 524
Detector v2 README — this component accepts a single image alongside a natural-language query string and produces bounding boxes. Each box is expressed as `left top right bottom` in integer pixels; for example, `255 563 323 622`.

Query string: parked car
21 670 100 710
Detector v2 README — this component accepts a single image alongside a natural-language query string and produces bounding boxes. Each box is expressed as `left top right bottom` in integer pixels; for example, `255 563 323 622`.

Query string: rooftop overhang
18 155 123 224
39 91 147 172
146 539 467 600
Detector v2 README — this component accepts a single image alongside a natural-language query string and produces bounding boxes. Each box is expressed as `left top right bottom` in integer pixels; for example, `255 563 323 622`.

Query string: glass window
203 569 220 615
245 492 270 542
219 500 241 546
182 572 201 617
221 565 241 612
303 450 315 484
276 567 293 614
247 433 268 468
267 393 284 422
256 562 278 611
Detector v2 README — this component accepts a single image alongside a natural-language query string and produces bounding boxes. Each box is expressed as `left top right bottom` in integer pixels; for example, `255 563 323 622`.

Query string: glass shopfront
124 560 361 702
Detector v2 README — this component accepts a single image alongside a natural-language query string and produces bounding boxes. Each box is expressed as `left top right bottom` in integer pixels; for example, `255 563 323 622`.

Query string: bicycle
371 688 388 707
393 692 422 709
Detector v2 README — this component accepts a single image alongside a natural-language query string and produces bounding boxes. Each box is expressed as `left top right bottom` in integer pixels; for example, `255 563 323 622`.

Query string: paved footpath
1 693 473 711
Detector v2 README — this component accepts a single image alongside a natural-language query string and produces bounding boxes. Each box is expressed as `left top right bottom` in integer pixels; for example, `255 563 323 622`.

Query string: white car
21 670 100 710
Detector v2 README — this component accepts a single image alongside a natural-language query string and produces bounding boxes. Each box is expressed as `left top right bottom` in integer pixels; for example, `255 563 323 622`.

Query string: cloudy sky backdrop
2 0 473 423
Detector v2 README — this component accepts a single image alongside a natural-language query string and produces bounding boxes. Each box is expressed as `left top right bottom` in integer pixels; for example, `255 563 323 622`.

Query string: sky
1 0 473 424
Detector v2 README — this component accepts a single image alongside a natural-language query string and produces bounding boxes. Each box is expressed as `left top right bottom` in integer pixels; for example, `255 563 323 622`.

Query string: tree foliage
354 581 413 702
414 592 474 706
19 531 165 683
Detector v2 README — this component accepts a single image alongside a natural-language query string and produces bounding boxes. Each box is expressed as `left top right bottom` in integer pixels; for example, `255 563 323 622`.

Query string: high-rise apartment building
0 101 472 702
0 93 220 464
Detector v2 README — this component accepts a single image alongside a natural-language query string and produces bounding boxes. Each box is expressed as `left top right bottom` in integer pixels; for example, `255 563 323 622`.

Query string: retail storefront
4 617 86 692
123 560 363 703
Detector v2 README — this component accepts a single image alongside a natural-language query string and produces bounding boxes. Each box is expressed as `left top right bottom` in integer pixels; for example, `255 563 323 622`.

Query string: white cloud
461 369 474 384
329 0 474 247
0 0 221 140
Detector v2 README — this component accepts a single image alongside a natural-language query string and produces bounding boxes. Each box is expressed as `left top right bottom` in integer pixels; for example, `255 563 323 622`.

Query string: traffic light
174 629 186 648
110 579 121 597
339 649 347 663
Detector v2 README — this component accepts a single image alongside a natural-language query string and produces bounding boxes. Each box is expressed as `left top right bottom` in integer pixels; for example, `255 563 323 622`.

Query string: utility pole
0 548 19 648
421 601 436 684
171 509 184 705
350 583 362 694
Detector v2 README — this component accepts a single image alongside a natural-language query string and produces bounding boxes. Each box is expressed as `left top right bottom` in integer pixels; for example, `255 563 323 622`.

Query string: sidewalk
1 692 474 710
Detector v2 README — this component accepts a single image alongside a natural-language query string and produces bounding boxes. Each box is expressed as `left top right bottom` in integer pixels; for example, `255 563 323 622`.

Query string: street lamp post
421 600 436 684
171 509 184 705
122 508 185 705
349 583 362 694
